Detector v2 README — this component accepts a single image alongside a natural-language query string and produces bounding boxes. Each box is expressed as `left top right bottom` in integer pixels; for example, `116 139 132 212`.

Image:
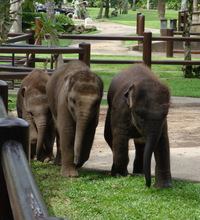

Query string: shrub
22 12 74 33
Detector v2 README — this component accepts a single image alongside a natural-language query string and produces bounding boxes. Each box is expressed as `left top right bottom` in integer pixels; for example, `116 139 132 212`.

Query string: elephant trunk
35 118 47 161
143 121 163 187
74 114 90 167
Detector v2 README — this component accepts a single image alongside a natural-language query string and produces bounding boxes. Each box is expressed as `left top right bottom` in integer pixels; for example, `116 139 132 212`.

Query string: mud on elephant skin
46 60 104 177
17 69 55 162
104 64 172 188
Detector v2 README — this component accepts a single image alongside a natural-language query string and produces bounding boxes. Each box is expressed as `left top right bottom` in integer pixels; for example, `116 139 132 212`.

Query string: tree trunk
0 0 23 45
182 0 194 78
193 0 198 11
79 0 89 19
45 0 56 22
181 0 187 10
45 0 64 69
97 0 104 19
132 0 136 11
104 0 109 18
147 0 150 10
10 0 22 33
122 0 128 14
158 0 165 19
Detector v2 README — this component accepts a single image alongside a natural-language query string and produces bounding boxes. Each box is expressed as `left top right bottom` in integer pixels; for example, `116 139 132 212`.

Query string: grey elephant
17 69 55 162
104 64 172 188
46 60 103 177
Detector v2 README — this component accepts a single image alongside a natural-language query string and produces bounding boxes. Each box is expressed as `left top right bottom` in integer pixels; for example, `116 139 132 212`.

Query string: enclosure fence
0 81 68 220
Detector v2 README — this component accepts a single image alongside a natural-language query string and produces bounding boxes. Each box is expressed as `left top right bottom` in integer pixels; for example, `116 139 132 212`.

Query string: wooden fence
1 29 200 82
0 81 68 219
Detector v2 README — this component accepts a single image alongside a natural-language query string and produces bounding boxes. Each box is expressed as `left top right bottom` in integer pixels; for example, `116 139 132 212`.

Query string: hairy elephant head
66 70 103 166
124 79 170 187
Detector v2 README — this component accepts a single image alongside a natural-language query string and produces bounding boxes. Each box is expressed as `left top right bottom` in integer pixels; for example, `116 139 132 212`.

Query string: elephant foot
111 170 128 177
54 150 61 165
133 169 144 175
154 180 173 188
37 154 54 163
111 164 128 177
54 157 61 165
61 165 78 177
114 173 127 177
132 171 144 177
43 156 54 163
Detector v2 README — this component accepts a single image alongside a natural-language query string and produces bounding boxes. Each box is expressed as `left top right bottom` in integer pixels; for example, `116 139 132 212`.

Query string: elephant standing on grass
104 64 172 188
46 60 103 177
17 69 55 162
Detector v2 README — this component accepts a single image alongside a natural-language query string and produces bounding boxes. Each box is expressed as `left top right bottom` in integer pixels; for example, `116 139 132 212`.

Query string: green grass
8 94 17 110
31 161 200 220
87 8 179 29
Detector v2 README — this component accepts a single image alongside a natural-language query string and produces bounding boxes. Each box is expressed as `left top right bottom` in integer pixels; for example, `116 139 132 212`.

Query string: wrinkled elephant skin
104 64 172 188
46 60 103 177
17 69 55 162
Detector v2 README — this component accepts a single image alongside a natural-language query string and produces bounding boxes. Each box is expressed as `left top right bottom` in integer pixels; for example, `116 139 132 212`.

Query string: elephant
104 64 172 188
46 60 103 177
17 69 55 162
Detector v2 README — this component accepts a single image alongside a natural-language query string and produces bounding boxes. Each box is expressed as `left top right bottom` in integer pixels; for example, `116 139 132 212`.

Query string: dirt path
83 106 200 182
94 106 200 150
70 19 144 55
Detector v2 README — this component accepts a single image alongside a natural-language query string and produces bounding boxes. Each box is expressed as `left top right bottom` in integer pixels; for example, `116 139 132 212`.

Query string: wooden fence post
25 30 36 68
138 14 145 44
0 80 8 113
143 32 152 68
35 17 42 46
136 12 142 34
79 42 91 67
0 118 29 220
26 29 35 45
166 28 174 58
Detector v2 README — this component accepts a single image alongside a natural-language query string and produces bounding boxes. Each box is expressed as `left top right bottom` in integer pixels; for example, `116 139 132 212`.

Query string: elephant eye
73 99 76 105
70 97 76 105
28 112 33 117
137 114 144 122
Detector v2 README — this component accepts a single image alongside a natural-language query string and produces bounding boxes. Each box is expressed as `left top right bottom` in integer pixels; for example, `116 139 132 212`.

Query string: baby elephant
46 60 103 177
17 69 55 162
104 64 172 188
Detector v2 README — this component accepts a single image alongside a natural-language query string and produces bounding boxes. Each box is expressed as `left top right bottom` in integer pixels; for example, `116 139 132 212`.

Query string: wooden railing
0 81 68 220
1 29 200 81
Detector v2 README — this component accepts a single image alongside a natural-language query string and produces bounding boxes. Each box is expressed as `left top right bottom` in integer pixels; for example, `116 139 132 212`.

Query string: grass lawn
87 8 179 29
32 161 200 220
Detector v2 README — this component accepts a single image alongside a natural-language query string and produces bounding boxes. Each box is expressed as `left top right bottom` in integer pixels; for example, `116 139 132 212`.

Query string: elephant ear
124 84 135 107
21 86 27 98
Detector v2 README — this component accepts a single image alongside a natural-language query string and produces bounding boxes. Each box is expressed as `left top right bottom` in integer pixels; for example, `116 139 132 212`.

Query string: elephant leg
133 138 145 174
29 121 37 159
154 123 172 188
54 131 61 165
43 121 56 162
104 108 113 149
111 129 129 177
59 117 78 177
